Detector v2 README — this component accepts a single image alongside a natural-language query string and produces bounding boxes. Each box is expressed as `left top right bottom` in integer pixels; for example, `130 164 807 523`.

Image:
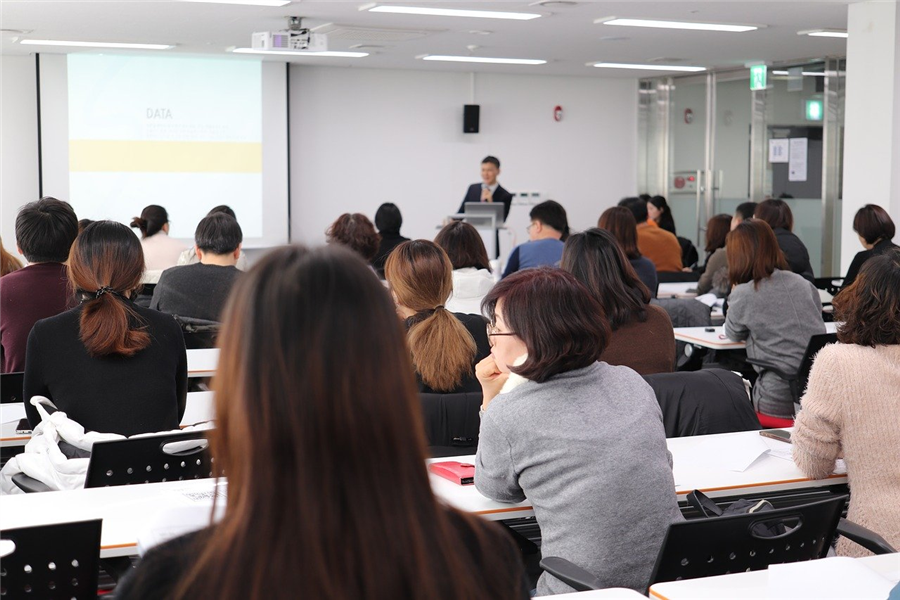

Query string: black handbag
686 489 788 537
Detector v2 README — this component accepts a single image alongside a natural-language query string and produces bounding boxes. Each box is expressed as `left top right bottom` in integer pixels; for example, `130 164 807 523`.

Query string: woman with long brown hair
696 213 732 295
0 237 22 277
23 221 187 435
116 245 528 600
598 206 658 297
385 240 490 393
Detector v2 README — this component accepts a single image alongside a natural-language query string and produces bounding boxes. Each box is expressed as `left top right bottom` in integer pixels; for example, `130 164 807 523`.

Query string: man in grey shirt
151 213 243 322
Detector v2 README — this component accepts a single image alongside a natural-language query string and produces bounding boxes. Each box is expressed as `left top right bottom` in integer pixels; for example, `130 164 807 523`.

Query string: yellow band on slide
69 140 262 173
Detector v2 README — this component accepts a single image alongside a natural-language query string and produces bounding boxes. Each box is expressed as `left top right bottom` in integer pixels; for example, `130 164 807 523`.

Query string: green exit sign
806 99 823 121
750 65 767 91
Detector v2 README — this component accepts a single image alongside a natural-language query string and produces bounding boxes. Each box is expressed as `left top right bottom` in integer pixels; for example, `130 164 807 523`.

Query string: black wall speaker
464 104 480 134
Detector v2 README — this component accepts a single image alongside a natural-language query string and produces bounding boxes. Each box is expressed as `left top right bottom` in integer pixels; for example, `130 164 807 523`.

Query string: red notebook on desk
429 461 475 485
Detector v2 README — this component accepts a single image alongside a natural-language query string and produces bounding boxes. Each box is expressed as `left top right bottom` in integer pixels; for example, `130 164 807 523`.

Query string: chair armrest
539 557 603 592
11 473 54 493
836 519 897 555
745 358 798 382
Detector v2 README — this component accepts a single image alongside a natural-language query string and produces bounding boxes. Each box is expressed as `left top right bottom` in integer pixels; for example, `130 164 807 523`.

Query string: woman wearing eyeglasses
385 240 490 393
475 267 682 595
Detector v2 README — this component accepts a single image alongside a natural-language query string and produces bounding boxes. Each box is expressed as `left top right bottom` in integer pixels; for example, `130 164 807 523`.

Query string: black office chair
657 270 701 283
173 315 221 350
643 369 761 438
1 519 102 600
746 332 839 408
678 236 699 270
0 371 25 404
651 298 712 371
419 392 482 458
134 283 157 308
813 277 843 297
540 495 896 592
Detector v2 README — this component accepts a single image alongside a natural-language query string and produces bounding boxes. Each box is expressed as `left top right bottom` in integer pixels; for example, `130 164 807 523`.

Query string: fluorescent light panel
805 31 848 38
20 39 172 50
421 55 545 65
180 0 290 5
771 70 826 77
232 48 369 58
592 62 705 72
367 5 541 20
598 17 757 33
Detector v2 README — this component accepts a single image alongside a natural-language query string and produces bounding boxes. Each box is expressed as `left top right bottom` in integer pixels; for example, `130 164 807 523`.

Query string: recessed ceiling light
420 55 546 65
590 62 706 72
179 0 291 6
20 39 173 50
363 4 541 21
232 48 369 58
771 70 826 77
798 29 848 38
596 17 758 33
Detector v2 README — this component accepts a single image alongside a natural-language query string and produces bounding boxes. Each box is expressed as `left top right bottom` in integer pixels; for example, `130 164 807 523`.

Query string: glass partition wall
638 59 845 277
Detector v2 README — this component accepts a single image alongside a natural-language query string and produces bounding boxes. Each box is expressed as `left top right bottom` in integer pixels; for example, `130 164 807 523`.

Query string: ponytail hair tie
409 305 447 325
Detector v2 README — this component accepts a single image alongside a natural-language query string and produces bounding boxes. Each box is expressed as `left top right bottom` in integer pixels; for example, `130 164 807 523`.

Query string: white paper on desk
0 404 26 424
767 557 896 599
694 293 719 308
683 434 770 472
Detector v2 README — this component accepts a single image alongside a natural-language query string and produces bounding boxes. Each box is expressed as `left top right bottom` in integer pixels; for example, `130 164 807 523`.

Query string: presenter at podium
457 156 513 221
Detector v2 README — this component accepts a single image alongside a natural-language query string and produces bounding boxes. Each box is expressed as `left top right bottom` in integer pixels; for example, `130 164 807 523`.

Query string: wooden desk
187 348 219 378
1 430 848 558
674 322 838 350
649 553 900 599
0 391 215 448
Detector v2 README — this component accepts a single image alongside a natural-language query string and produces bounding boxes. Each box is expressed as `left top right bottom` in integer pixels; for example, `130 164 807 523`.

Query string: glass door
668 75 708 249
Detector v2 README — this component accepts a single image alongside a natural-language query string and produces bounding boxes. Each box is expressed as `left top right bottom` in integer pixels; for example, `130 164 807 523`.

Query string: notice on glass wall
769 139 789 163
788 137 808 182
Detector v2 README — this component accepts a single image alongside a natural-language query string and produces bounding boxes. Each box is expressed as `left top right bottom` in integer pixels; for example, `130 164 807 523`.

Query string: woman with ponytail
130 204 187 271
23 221 187 435
385 241 490 393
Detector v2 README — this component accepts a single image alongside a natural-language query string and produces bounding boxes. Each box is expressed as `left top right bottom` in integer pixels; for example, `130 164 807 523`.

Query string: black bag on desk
686 490 787 537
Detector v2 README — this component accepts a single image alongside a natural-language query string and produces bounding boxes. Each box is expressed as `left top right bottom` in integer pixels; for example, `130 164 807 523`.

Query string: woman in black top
385 240 490 394
116 245 527 600
754 199 815 282
371 202 410 278
24 221 186 436
842 204 898 289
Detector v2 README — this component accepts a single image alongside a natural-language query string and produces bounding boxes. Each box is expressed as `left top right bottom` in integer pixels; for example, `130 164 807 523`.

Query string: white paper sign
789 137 808 182
769 139 789 163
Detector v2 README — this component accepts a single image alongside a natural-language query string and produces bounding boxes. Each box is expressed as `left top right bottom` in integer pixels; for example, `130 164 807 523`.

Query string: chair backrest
419 392 482 458
643 369 761 438
0 372 25 404
798 332 839 396
649 495 847 586
657 270 701 283
174 315 221 350
84 429 215 488
678 236 699 270
1 519 102 599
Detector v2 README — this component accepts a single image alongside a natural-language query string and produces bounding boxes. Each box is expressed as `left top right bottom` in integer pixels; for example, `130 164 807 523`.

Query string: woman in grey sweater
724 220 826 418
474 267 682 595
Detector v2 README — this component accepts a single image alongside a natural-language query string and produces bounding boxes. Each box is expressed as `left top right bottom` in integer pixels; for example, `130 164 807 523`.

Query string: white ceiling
0 1 854 77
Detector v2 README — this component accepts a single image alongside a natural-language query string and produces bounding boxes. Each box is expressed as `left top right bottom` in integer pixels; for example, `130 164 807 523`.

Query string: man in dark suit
457 156 513 221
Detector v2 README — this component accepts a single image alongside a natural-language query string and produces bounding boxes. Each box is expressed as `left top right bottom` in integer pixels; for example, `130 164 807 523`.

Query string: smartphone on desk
759 429 791 444
15 418 32 435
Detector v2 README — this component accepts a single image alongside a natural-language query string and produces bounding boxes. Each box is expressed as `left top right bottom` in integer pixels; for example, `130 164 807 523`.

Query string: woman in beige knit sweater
792 249 900 556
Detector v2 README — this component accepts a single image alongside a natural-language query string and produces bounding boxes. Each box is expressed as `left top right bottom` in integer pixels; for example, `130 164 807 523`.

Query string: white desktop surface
674 322 838 350
657 283 698 299
649 553 900 599
555 589 648 599
187 348 219 377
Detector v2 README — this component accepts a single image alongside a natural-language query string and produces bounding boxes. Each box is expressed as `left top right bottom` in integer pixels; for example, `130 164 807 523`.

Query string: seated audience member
724 220 825 419
177 205 249 271
0 198 78 373
730 201 757 231
326 213 380 266
371 202 410 278
474 267 682 595
502 200 568 278
754 199 814 283
793 251 900 556
23 221 187 436
77 219 94 234
599 206 658 297
434 221 494 314
841 204 897 289
151 213 243 322
619 197 682 272
0 238 22 277
130 205 188 271
384 241 490 393
562 229 674 375
647 195 676 234
116 245 528 600
696 214 732 295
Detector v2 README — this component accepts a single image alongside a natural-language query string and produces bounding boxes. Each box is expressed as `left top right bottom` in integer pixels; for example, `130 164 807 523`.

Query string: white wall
842 1 900 273
1 55 40 262
289 66 637 246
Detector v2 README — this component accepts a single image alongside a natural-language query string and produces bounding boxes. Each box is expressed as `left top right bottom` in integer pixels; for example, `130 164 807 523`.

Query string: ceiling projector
251 30 327 52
